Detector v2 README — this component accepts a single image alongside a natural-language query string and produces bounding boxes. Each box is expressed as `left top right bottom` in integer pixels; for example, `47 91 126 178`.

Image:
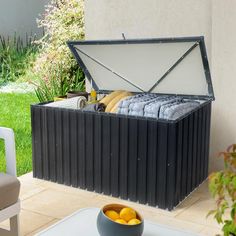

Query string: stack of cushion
44 90 200 120
100 90 200 120
116 93 200 120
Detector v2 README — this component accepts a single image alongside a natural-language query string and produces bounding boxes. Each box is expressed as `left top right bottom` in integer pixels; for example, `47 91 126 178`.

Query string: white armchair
0 127 20 236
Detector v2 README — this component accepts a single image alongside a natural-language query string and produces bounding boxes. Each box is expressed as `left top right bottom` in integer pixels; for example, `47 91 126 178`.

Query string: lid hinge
122 33 126 40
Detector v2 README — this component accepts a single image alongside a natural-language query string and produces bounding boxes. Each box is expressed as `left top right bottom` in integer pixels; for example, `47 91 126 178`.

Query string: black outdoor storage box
31 37 214 210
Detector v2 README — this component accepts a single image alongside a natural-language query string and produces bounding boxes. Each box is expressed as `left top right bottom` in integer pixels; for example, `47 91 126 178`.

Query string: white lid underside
74 41 209 96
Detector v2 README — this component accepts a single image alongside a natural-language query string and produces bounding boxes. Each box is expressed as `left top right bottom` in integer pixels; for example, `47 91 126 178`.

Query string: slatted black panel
41 108 49 180
175 120 183 205
47 109 56 182
70 111 78 187
55 110 64 184
85 113 94 191
147 121 158 206
196 109 203 185
192 112 198 189
156 122 168 209
181 117 189 199
62 111 71 185
204 104 211 177
77 112 86 189
128 118 138 201
94 114 102 193
200 107 207 183
31 107 36 175
119 117 129 199
187 114 194 193
102 115 111 195
137 119 148 204
110 117 120 197
166 123 177 210
202 107 206 181
31 106 43 178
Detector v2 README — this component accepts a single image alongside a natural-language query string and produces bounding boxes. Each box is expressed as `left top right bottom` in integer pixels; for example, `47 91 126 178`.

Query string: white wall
85 0 236 171
85 0 211 55
210 0 236 170
0 0 49 40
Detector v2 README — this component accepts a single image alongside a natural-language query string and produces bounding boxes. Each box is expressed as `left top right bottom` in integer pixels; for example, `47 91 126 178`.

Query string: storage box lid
68 36 214 99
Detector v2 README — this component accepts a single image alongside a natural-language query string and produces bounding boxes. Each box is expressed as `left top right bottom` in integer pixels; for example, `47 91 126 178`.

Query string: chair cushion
0 173 20 210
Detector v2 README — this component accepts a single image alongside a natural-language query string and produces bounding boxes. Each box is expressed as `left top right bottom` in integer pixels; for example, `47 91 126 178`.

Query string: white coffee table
36 208 200 236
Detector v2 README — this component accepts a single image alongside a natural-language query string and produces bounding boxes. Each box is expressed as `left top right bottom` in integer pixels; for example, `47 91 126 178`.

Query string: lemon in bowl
97 203 144 236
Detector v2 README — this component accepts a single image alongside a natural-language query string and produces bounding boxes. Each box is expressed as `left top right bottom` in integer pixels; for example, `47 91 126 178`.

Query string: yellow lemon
120 207 136 222
115 219 127 224
105 210 120 221
128 219 141 225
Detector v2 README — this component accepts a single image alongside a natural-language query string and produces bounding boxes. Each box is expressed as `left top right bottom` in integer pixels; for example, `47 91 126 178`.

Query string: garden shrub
208 144 236 236
34 0 85 102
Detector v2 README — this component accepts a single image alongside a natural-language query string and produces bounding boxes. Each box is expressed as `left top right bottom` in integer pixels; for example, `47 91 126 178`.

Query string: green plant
208 144 236 236
0 34 38 85
34 66 85 102
34 0 85 102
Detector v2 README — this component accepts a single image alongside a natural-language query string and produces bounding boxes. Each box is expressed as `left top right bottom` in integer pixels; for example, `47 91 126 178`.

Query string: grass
0 93 38 176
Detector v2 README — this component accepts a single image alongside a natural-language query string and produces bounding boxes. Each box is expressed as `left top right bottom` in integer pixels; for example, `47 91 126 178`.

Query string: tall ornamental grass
0 34 38 85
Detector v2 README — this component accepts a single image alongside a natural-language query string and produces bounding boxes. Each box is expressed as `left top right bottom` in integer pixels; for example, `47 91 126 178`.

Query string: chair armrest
0 127 17 176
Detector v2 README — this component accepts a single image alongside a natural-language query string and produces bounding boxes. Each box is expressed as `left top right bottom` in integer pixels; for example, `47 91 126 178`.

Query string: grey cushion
0 173 20 210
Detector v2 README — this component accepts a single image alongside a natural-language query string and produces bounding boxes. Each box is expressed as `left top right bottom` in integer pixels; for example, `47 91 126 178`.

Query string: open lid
68 36 214 99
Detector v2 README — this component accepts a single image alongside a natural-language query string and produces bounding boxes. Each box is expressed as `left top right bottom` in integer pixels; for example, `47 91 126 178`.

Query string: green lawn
0 93 38 176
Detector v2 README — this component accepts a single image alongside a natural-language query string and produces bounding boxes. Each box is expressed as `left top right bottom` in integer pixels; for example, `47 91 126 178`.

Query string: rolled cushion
82 103 106 112
0 173 20 210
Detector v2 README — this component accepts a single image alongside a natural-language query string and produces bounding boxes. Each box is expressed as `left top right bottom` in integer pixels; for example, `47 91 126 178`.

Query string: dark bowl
97 204 144 236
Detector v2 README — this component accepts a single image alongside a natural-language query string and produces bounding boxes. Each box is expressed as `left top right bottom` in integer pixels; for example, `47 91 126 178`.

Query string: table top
36 208 200 236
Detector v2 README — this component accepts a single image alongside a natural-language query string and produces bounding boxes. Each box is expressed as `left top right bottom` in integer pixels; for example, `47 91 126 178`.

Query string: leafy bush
0 34 38 85
34 0 85 102
208 144 236 236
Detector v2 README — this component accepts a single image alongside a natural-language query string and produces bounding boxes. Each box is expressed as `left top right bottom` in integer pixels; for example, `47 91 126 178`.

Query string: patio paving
1 172 222 235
